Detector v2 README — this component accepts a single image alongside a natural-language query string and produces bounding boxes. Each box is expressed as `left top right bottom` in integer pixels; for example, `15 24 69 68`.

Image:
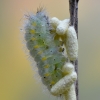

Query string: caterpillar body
24 9 67 90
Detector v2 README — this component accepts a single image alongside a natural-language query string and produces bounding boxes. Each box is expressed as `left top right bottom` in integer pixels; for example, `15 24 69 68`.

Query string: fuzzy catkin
62 62 74 75
63 84 76 100
66 26 78 61
50 71 77 96
23 9 67 90
56 19 70 35
50 17 60 29
50 62 77 100
50 17 70 35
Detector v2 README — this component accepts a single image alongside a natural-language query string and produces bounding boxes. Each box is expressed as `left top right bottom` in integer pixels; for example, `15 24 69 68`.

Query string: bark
69 0 79 100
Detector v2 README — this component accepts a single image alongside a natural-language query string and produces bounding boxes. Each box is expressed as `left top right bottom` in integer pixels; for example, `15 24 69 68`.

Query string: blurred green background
0 0 100 100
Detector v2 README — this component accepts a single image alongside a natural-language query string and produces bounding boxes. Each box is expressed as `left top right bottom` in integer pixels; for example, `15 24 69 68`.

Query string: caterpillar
23 8 67 90
50 62 77 96
22 8 78 100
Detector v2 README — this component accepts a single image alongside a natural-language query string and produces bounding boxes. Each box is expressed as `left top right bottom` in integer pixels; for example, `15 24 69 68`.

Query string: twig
69 0 79 100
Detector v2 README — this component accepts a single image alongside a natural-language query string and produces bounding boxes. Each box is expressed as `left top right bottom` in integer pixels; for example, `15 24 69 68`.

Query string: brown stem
69 0 79 100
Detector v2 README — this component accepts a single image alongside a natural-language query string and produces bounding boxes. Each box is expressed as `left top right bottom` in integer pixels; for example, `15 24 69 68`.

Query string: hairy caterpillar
63 84 76 100
23 9 67 90
22 8 78 100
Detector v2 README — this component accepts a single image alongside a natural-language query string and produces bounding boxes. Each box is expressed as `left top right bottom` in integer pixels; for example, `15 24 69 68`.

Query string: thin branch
69 0 79 100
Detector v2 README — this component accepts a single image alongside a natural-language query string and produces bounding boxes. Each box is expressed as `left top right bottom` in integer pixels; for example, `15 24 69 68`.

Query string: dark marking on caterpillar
62 48 64 52
55 66 57 70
